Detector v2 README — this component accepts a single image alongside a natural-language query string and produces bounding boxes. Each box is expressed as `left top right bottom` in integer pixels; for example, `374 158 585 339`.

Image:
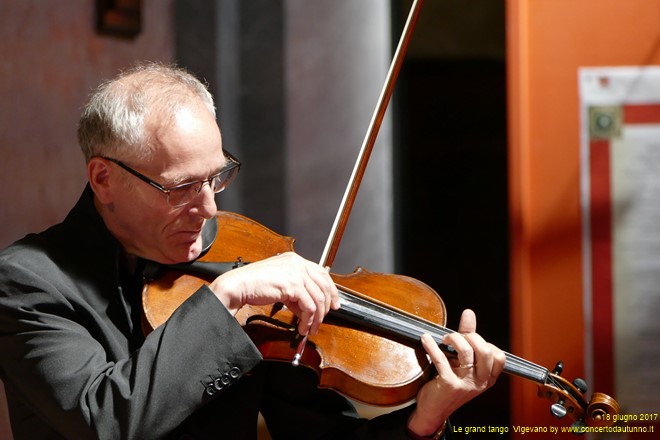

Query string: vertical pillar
176 0 286 231
176 0 393 273
285 0 393 273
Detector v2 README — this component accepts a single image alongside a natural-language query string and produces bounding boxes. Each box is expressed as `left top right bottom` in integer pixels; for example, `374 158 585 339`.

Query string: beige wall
0 1 175 437
0 0 175 249
285 0 394 274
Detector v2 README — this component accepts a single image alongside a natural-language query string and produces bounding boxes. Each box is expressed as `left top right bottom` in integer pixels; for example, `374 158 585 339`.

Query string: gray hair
77 62 216 162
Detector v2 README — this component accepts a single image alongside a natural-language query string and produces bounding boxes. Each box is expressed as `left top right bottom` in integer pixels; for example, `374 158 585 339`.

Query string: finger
490 344 506 379
297 311 313 336
442 331 474 368
463 332 493 382
285 253 338 315
420 334 456 380
278 290 312 336
302 262 339 334
289 281 322 336
457 309 477 334
303 278 328 335
318 268 340 312
305 263 337 316
323 266 341 310
272 254 324 335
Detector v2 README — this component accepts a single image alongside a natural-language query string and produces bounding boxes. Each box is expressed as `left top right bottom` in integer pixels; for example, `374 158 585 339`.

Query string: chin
158 235 205 264
180 240 204 262
184 248 203 262
152 245 199 266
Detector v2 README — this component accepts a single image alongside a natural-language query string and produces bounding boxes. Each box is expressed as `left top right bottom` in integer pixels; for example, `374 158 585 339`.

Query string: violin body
142 211 443 406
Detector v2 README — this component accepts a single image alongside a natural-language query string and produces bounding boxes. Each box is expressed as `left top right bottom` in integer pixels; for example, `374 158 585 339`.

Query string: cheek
127 205 176 252
156 232 204 264
117 190 205 263
155 213 205 262
130 203 168 232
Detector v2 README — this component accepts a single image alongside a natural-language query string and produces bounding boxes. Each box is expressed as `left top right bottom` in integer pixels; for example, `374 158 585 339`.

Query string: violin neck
332 290 549 385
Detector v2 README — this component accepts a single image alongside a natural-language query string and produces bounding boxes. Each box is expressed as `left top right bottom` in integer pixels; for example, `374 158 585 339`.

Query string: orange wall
507 0 660 435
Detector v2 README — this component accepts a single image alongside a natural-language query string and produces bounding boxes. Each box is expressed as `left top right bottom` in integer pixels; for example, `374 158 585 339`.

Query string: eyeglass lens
167 166 239 206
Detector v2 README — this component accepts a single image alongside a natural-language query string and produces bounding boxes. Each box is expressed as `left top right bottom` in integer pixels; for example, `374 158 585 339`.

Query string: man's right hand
208 252 340 336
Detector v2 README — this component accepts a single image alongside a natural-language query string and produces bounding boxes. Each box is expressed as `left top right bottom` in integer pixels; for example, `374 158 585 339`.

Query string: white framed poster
580 66 660 436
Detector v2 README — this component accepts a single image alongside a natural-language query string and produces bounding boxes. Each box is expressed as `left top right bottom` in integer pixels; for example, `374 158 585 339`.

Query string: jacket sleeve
0 257 261 440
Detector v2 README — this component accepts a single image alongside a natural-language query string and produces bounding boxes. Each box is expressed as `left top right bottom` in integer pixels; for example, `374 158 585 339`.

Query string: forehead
149 103 225 179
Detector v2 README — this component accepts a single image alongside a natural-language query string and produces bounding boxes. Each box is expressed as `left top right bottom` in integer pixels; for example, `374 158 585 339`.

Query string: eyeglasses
101 150 241 207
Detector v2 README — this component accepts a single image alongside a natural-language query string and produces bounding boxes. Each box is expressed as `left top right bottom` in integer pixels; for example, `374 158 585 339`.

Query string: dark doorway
392 1 511 435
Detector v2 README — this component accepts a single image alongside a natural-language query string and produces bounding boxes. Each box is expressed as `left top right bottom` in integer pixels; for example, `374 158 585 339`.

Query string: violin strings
334 289 549 384
332 289 594 418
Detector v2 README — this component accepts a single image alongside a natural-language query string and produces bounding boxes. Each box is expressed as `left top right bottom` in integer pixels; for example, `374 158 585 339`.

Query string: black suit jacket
0 187 427 440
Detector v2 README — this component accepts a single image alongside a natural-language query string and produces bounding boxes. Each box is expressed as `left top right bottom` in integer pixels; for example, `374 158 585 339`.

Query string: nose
188 182 217 219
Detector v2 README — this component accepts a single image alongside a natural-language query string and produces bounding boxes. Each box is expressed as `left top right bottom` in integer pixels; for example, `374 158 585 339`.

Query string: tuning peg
571 419 587 434
573 378 588 394
551 400 567 419
553 361 564 375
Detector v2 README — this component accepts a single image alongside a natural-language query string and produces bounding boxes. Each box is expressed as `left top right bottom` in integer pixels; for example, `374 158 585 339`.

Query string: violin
142 0 620 431
142 211 619 430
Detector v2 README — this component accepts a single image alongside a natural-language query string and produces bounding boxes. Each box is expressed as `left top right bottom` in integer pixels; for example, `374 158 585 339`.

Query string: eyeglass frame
99 150 241 207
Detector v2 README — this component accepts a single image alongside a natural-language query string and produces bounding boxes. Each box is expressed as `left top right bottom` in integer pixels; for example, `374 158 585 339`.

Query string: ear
87 157 115 204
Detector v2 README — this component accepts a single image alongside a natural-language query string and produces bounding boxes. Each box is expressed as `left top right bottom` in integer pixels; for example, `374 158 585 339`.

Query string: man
0 63 505 439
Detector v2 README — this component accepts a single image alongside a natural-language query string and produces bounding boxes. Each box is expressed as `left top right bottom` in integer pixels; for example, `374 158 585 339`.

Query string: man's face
102 101 226 264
